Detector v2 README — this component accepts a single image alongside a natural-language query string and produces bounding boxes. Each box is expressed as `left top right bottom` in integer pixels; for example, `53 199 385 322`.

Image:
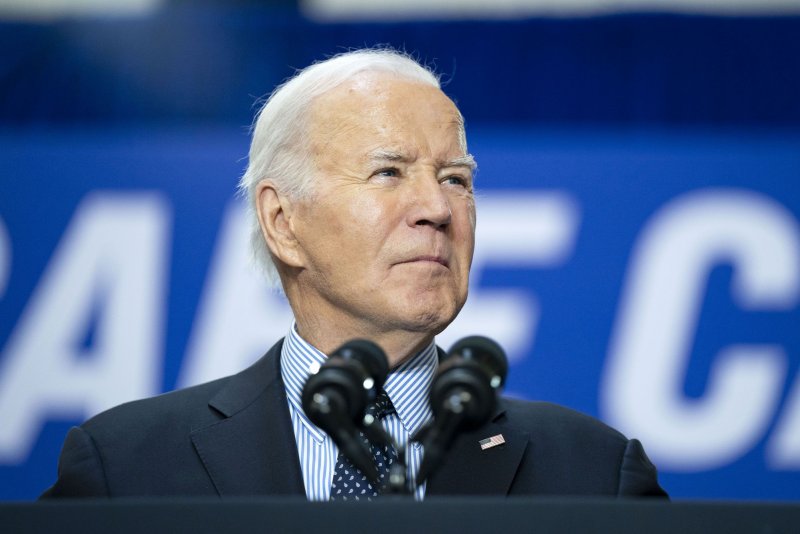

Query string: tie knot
366 391 395 419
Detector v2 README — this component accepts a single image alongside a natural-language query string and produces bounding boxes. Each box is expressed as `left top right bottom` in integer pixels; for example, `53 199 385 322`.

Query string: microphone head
301 339 389 427
447 335 508 390
333 339 389 395
428 336 508 430
302 363 367 424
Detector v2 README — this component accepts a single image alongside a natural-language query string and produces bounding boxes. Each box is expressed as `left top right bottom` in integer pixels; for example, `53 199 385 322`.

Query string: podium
2 498 800 533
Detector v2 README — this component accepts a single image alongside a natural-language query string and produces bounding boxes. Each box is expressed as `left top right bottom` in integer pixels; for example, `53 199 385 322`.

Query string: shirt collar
383 341 437 439
280 322 437 442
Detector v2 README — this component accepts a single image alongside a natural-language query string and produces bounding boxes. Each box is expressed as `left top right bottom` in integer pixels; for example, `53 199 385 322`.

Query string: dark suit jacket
41 340 667 498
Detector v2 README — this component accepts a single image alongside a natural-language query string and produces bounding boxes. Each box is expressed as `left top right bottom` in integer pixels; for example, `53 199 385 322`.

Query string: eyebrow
446 154 478 171
367 150 477 171
368 150 409 164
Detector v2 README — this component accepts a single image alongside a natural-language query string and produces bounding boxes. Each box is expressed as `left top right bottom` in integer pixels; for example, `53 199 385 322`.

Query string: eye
374 167 399 178
442 174 468 188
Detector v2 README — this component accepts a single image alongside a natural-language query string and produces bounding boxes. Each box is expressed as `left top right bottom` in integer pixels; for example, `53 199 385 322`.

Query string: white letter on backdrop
0 193 169 463
602 189 799 471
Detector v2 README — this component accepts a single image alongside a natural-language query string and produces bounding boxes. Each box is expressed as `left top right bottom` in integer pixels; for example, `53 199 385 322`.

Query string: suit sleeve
39 426 110 498
616 439 669 497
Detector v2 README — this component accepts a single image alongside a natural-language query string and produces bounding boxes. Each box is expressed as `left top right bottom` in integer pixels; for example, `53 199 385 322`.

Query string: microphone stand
361 415 412 497
306 389 380 482
411 388 473 486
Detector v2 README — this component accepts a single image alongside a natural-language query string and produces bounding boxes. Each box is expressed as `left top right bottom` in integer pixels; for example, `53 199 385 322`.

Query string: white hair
239 48 444 288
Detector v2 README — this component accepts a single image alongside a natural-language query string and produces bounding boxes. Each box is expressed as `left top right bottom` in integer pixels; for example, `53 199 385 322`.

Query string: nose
407 175 452 229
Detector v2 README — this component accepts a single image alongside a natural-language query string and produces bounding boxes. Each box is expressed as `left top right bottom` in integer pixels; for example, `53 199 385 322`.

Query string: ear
255 180 304 268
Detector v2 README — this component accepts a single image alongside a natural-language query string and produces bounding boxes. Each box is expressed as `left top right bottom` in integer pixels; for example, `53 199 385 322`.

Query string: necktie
330 391 398 501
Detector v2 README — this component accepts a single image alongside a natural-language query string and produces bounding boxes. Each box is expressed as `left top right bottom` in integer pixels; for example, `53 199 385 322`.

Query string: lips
400 255 449 268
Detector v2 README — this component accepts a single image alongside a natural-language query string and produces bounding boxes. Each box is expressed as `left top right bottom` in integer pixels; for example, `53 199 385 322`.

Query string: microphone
415 336 508 485
301 339 389 483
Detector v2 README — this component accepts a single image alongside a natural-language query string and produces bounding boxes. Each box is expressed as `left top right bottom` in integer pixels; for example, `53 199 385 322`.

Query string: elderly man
42 49 666 499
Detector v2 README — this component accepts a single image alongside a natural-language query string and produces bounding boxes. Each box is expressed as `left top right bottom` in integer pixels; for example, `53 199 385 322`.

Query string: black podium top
3 498 799 534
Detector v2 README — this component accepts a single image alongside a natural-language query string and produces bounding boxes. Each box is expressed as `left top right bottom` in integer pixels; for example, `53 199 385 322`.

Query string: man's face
289 74 476 352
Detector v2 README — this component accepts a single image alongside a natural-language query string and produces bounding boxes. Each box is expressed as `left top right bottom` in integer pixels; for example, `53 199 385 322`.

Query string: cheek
308 195 393 277
455 206 476 254
350 191 388 222
454 229 476 286
295 203 349 271
347 194 395 248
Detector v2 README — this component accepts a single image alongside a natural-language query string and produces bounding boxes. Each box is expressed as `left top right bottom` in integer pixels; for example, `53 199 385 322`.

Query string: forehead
307 73 466 161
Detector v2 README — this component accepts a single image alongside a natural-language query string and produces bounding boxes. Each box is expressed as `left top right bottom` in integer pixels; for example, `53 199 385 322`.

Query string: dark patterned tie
330 391 398 501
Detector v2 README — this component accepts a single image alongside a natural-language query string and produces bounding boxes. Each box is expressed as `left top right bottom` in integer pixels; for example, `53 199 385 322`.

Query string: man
42 49 666 499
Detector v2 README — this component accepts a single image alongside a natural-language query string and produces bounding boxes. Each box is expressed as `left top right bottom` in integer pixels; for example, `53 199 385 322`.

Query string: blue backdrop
1 6 799 500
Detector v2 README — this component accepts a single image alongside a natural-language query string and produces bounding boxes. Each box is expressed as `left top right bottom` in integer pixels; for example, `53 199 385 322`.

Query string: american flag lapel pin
479 434 506 450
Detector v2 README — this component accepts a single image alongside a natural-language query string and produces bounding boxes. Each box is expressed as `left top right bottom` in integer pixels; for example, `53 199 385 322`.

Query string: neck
293 315 433 369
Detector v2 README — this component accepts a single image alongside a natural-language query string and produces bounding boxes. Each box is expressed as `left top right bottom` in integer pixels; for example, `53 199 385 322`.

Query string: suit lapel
188 343 528 497
426 402 529 496
190 340 305 497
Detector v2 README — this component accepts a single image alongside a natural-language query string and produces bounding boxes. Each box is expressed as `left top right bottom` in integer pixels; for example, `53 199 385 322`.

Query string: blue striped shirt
280 323 436 501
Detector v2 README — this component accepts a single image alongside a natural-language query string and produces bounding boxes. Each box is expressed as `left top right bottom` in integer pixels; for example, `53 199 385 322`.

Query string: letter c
602 189 800 471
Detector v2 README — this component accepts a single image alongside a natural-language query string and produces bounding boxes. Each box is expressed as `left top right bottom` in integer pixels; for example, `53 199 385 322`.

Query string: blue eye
444 175 467 187
375 167 399 177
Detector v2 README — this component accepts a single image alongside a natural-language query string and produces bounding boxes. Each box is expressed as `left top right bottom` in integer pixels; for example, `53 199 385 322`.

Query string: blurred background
1 0 799 500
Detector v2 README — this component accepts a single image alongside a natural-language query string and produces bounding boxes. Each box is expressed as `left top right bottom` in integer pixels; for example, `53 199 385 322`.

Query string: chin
398 298 462 335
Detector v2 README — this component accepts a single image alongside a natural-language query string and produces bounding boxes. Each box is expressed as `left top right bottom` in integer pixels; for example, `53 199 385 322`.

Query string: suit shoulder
497 398 665 496
82 375 232 438
501 397 628 447
44 376 236 497
82 342 282 437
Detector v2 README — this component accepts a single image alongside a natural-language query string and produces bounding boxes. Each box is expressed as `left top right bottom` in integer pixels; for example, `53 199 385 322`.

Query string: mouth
400 255 450 268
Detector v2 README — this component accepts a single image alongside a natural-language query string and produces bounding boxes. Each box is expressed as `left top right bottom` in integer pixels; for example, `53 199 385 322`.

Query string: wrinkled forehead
307 72 467 151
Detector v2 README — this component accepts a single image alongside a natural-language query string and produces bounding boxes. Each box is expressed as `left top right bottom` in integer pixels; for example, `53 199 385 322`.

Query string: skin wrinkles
367 149 476 175
256 72 476 367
